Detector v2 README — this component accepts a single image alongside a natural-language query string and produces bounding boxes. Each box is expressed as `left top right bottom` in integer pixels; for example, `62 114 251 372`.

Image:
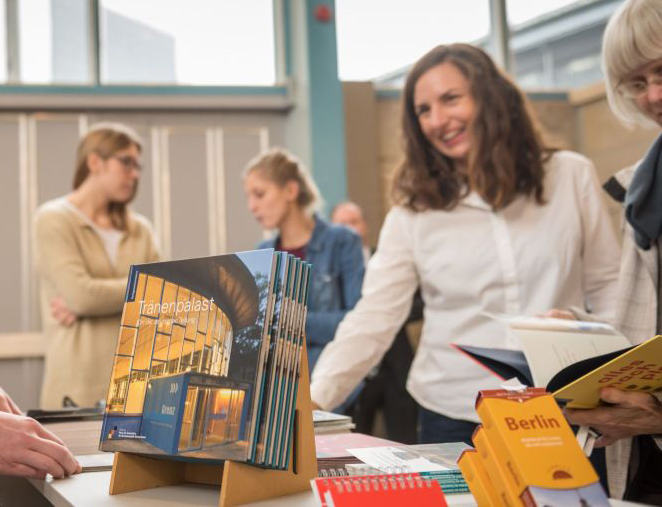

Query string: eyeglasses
110 155 142 172
616 64 662 99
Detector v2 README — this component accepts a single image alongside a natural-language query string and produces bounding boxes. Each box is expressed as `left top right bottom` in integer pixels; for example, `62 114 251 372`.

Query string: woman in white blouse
310 44 620 444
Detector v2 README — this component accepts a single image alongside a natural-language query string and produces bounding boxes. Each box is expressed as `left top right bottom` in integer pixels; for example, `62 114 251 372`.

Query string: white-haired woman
562 0 662 503
35 123 159 409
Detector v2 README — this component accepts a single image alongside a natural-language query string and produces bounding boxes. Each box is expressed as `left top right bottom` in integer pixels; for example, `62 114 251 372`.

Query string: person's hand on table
0 387 22 415
564 387 662 447
540 308 576 320
0 412 81 479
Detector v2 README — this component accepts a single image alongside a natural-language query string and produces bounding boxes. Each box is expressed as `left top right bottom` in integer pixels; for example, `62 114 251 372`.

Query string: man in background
330 202 371 264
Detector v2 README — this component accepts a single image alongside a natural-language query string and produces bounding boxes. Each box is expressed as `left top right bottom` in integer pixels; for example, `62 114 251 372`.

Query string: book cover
472 425 522 507
457 449 501 507
313 410 355 434
508 318 629 388
347 442 469 473
280 263 311 469
311 473 448 507
315 433 404 460
254 252 291 464
99 249 286 464
451 318 659 408
270 259 304 467
475 388 608 505
347 442 470 493
553 334 662 408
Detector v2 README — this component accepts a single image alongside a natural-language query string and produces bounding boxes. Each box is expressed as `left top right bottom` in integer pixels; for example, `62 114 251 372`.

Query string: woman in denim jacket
243 147 365 373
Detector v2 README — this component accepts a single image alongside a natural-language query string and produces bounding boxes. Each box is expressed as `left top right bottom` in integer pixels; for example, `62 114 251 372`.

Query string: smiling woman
310 43 621 445
395 44 546 212
34 123 160 409
413 62 475 165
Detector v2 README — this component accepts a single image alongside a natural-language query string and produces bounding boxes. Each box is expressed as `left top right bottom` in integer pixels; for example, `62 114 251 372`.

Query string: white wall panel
34 115 81 206
222 129 269 253
165 127 211 261
0 117 22 332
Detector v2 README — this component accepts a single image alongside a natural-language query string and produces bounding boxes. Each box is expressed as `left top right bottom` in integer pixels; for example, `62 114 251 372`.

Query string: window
99 0 276 85
0 0 6 82
336 0 489 81
19 0 92 84
6 0 276 86
507 0 614 90
507 0 580 25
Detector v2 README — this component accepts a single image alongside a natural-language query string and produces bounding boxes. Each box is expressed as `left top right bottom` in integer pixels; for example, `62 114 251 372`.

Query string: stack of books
314 433 470 495
315 432 402 473
99 249 310 469
311 440 472 506
453 318 662 408
458 388 610 506
347 442 470 495
313 409 355 434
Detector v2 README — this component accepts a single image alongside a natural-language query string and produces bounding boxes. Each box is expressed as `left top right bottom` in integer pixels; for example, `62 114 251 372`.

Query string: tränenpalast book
98 249 311 468
452 317 662 408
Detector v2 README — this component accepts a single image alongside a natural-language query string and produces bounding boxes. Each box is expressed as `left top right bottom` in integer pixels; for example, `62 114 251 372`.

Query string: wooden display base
108 346 317 507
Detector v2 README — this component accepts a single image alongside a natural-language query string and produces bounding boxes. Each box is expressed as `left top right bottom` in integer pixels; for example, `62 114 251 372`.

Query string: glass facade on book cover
99 249 277 463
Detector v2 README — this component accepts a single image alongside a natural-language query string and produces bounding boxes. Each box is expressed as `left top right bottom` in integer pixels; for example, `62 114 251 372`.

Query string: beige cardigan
35 198 159 409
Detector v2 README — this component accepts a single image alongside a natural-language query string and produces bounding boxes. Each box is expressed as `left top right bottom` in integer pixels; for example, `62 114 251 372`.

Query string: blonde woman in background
35 123 159 409
243 148 365 381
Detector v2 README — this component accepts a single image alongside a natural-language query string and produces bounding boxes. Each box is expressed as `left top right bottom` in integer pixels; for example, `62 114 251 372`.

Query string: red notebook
311 473 448 507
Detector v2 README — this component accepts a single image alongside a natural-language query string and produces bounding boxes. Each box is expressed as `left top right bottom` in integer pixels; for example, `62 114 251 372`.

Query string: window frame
0 0 291 110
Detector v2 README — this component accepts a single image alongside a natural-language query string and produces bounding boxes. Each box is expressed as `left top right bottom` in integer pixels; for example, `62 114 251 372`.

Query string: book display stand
108 343 317 507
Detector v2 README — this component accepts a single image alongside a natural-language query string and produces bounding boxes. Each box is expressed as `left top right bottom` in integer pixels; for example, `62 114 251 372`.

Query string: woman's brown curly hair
392 43 552 211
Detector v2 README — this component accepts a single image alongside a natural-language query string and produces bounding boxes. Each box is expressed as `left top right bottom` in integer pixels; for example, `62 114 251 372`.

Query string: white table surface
27 471 653 507
29 471 477 507
23 422 653 507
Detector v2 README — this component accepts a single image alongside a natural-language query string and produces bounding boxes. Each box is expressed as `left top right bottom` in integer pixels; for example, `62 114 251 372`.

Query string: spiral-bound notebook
311 473 448 507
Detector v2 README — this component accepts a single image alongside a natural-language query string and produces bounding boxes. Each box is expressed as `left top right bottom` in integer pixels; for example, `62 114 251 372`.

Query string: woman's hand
0 387 22 415
0 412 81 479
539 309 576 320
50 296 77 327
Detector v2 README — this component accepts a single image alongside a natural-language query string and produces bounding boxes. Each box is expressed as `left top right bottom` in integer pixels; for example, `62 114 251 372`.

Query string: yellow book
471 426 522 507
455 332 662 409
458 448 503 507
554 334 662 408
475 388 610 506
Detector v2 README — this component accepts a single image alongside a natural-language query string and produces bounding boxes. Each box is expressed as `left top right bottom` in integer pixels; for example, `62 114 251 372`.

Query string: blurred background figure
34 123 159 409
243 148 365 380
331 201 371 263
